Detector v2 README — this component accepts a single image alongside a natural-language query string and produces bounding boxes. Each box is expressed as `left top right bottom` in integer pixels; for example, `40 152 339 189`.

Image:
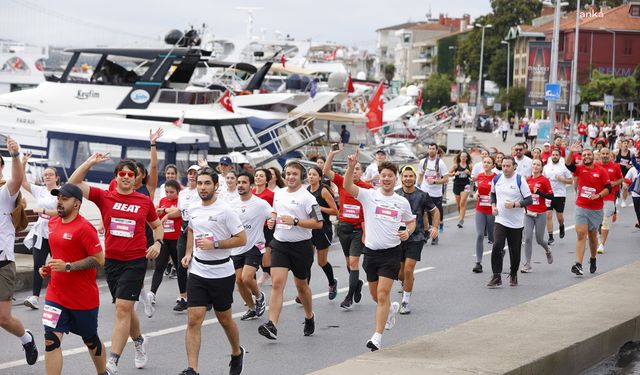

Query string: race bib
256 242 266 254
620 159 630 166
39 213 51 220
545 199 552 207
275 216 292 230
532 194 540 206
163 219 175 233
459 172 467 178
109 218 136 238
42 304 62 329
580 186 596 199
342 204 361 219
375 206 399 222
464 184 471 192
479 195 491 206
195 233 215 249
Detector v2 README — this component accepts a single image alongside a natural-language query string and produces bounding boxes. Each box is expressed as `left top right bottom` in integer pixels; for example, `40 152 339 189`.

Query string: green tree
382 64 396 83
487 46 509 88
581 69 636 103
423 73 453 112
495 86 526 115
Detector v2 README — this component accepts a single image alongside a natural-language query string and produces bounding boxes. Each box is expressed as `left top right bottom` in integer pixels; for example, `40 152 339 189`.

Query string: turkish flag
280 54 286 68
346 74 354 93
416 88 423 108
366 82 384 134
219 90 234 113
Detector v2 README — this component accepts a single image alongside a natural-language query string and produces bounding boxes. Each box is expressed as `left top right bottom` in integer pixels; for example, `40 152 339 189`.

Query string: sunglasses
515 148 523 151
118 171 135 178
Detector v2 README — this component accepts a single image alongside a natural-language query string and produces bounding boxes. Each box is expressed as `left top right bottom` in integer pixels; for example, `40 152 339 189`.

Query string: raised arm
146 128 164 200
565 141 580 172
323 145 343 181
68 152 111 198
6 137 24 196
343 149 360 198
19 152 33 192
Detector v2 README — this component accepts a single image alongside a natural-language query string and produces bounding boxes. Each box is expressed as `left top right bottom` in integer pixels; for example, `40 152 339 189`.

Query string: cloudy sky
1 0 492 49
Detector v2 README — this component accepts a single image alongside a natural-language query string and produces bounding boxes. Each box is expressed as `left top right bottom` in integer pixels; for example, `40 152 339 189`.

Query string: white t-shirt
626 169 639 198
500 120 509 132
229 195 273 256
215 174 228 195
471 161 484 179
363 162 380 188
418 157 448 197
543 161 573 197
188 199 244 279
178 187 199 222
491 173 532 229
529 122 539 136
588 124 598 138
219 188 239 202
0 185 19 261
515 156 533 178
356 188 415 250
273 187 319 242
24 184 58 249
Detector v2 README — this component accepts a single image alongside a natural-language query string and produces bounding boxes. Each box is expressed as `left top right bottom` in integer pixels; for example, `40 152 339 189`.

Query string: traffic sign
604 95 614 112
545 83 561 101
581 103 589 113
493 103 502 112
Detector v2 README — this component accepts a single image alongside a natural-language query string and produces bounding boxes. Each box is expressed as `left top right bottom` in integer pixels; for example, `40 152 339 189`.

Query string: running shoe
150 292 157 306
179 367 198 375
229 346 245 375
241 309 258 321
328 279 338 300
257 272 271 286
164 263 172 276
384 302 400 330
612 213 617 223
487 274 502 288
487 240 493 245
457 221 463 229
143 292 155 318
546 250 554 264
255 292 266 317
258 321 278 340
134 335 148 369
366 334 381 352
547 238 555 246
621 200 627 208
439 223 444 233
509 273 518 287
22 329 38 365
472 263 483 273
24 296 39 310
354 280 364 303
106 359 118 375
303 313 315 336
520 263 532 273
295 296 302 305
431 237 439 245
399 301 411 315
173 298 188 312
559 224 565 239
169 268 178 279
571 263 584 276
340 297 353 310
597 243 604 254
589 257 597 274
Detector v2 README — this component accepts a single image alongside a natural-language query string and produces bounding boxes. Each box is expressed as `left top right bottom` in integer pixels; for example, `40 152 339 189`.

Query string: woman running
521 159 554 273
254 168 276 286
157 164 181 201
449 151 472 228
472 156 496 273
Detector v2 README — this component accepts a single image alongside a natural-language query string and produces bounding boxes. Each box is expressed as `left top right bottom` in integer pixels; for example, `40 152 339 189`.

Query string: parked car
476 115 493 132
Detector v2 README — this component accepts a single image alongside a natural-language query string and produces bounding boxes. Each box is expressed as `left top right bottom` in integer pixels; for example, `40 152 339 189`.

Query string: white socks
19 330 33 345
402 291 412 304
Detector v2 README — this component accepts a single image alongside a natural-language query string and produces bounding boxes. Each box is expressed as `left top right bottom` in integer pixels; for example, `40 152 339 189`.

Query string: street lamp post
569 0 581 142
475 23 493 118
600 27 616 77
501 39 510 118
547 0 564 131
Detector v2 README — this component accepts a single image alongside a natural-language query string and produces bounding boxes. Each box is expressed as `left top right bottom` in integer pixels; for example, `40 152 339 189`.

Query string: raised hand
347 149 359 168
88 152 111 166
6 136 19 155
197 158 209 169
150 128 164 144
569 141 581 153
21 151 32 165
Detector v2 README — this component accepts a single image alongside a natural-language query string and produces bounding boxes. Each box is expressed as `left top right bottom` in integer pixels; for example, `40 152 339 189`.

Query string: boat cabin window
189 125 221 148
175 150 202 176
48 139 74 168
126 147 166 172
221 126 242 148
157 89 219 105
2 57 29 72
235 124 257 147
75 142 122 172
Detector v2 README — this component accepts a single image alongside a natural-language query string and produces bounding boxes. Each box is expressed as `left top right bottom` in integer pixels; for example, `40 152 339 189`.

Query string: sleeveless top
453 164 471 187
308 184 331 232
616 149 632 174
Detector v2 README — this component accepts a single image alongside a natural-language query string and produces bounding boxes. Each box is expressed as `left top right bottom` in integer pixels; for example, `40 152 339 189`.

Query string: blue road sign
545 83 561 101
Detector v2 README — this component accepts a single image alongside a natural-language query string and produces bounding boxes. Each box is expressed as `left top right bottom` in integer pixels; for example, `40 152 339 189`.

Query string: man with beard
596 148 623 254
543 149 573 245
565 142 611 275
417 143 448 245
41 184 106 375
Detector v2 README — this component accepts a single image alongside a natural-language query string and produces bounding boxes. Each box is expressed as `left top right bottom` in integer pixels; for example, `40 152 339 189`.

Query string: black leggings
491 223 523 276
175 225 189 294
151 239 179 294
32 238 50 297
633 197 640 225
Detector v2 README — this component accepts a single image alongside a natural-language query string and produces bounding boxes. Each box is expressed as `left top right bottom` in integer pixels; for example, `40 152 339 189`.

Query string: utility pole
569 0 581 142
475 23 492 120
548 0 563 130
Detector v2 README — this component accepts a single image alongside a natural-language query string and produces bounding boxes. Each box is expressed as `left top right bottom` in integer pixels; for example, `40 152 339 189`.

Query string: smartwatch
293 218 300 226
214 240 221 249
65 262 72 272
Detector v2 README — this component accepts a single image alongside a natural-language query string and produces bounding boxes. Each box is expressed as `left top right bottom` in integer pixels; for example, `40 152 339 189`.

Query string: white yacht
0 40 48 94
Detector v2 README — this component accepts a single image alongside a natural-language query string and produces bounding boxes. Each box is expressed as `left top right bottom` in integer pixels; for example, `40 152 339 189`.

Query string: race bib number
163 219 175 233
195 233 214 249
256 242 266 254
620 159 630 166
42 304 62 329
375 206 399 222
580 186 596 199
464 184 471 192
479 195 491 206
342 204 361 219
545 199 552 207
276 217 292 230
459 172 467 178
109 218 136 238
532 194 540 206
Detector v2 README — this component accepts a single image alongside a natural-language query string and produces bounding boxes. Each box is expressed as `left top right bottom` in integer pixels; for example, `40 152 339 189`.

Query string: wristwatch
65 262 72 272
214 240 221 249
293 218 300 226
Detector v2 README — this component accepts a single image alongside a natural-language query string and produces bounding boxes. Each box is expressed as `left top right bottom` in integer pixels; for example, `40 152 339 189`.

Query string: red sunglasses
118 171 135 178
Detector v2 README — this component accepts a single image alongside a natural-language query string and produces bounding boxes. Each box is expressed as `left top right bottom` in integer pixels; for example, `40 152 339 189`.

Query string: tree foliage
423 73 453 112
580 69 637 103
495 86 526 115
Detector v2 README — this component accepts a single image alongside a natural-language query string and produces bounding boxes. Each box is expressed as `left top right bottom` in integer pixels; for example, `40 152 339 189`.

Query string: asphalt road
2 190 639 375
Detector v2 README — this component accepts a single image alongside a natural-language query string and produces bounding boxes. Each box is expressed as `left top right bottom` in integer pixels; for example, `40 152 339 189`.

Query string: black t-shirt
395 187 435 242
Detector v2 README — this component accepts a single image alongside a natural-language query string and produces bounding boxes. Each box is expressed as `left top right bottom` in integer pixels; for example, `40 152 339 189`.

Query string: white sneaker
520 263 533 273
106 359 118 375
24 296 39 310
597 243 604 254
385 302 400 330
366 333 382 351
621 200 627 208
134 335 148 369
150 292 157 306
143 292 155 318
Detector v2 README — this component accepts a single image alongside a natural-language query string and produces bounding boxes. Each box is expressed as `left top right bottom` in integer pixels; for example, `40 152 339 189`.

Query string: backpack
492 173 525 200
422 157 441 178
0 180 29 233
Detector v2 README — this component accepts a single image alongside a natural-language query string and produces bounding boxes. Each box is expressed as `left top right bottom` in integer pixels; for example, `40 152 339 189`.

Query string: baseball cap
187 165 201 172
219 156 233 165
375 149 386 155
51 184 83 202
543 142 551 147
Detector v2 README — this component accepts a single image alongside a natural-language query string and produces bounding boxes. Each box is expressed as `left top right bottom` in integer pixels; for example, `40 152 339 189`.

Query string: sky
0 0 492 50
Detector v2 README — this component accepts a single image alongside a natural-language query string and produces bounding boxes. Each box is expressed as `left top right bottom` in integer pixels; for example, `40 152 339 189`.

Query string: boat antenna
236 7 264 39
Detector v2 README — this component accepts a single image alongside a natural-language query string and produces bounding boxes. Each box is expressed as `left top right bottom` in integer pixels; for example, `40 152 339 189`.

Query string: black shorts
453 183 471 196
400 241 424 262
362 246 402 282
187 273 235 311
263 226 274 247
104 257 147 302
270 239 314 280
337 222 364 258
311 227 333 250
231 246 263 270
43 300 99 339
547 196 566 213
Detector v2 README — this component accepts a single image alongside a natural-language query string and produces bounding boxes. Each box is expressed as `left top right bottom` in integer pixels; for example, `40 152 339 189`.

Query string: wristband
10 152 19 158
150 144 157 147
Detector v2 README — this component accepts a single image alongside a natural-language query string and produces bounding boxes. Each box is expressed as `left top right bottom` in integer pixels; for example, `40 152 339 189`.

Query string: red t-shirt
475 172 496 215
158 197 182 240
252 187 274 206
89 186 158 261
526 175 553 213
332 173 371 227
597 161 622 201
573 152 583 165
578 123 587 135
540 151 552 164
573 164 611 210
46 215 102 310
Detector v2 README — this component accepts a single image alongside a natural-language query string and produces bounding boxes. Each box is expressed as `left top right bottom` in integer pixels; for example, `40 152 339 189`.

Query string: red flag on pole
416 88 423 108
280 54 286 68
346 74 354 93
219 90 234 113
366 82 384 134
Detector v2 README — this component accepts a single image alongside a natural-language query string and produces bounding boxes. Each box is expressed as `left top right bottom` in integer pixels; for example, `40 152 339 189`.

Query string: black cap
51 184 83 202
375 149 386 155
